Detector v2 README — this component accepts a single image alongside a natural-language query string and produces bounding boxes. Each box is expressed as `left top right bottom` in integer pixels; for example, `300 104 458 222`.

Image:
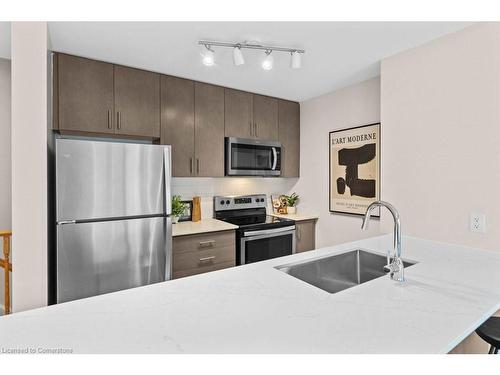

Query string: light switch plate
470 213 486 233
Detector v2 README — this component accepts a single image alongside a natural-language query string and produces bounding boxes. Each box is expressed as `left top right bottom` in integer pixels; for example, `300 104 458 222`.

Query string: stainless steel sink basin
276 249 416 294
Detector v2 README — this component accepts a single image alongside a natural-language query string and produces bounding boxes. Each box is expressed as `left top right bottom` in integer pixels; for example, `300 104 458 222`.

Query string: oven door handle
271 147 278 171
243 225 295 237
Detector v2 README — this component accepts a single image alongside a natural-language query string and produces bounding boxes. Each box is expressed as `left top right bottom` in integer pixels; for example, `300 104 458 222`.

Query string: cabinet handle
254 123 258 137
189 158 193 174
196 158 200 174
116 111 121 130
249 122 253 136
199 256 216 263
199 240 215 247
107 110 112 129
297 227 301 240
255 123 258 137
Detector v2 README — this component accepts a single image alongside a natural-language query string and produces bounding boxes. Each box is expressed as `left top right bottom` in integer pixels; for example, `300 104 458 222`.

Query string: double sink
276 249 416 294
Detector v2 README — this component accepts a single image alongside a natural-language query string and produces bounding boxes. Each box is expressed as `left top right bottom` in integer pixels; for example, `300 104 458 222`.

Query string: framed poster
329 123 381 217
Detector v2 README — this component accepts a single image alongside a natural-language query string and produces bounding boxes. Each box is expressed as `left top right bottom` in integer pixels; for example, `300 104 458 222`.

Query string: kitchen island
1 234 500 353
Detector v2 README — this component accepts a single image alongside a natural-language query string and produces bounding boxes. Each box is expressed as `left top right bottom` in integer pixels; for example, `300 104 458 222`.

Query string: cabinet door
114 66 160 138
224 88 253 138
194 82 225 177
278 100 300 177
253 94 278 141
161 76 195 177
296 220 316 253
57 54 114 134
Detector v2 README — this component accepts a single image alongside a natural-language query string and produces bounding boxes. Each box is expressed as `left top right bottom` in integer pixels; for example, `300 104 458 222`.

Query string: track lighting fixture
199 40 305 70
202 44 215 66
262 50 274 71
233 45 245 66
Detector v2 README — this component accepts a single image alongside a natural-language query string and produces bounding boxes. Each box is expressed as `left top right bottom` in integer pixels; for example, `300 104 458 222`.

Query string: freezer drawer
56 216 172 303
56 139 170 221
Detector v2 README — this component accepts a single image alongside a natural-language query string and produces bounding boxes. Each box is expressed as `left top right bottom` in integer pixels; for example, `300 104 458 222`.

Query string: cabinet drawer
172 230 236 279
173 245 235 279
173 261 235 279
173 231 235 254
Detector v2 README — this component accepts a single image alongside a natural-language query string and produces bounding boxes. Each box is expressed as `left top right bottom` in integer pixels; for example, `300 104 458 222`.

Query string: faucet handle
383 262 398 274
384 259 405 282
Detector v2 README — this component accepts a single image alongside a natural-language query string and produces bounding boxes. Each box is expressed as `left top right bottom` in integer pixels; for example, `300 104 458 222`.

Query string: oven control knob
220 200 225 205
226 200 230 205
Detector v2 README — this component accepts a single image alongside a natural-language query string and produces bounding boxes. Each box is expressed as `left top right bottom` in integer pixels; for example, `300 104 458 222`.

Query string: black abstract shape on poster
336 143 376 198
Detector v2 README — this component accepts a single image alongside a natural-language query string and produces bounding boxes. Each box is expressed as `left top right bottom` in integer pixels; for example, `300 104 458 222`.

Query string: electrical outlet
470 213 486 233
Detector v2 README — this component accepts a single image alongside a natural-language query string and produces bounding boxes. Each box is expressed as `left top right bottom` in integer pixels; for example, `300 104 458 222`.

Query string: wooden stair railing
0 231 12 315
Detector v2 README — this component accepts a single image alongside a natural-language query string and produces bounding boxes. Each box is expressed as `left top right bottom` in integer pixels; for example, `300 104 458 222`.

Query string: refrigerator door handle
164 146 172 215
57 220 76 225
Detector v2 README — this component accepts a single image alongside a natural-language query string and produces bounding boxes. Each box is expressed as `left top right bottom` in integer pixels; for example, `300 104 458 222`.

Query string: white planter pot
172 216 180 224
287 206 297 215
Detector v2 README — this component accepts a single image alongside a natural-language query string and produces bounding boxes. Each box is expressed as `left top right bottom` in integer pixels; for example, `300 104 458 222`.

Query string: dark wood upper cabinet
253 94 278 141
114 66 160 138
161 76 195 177
194 82 225 177
224 88 254 139
278 100 300 177
56 54 114 134
54 53 300 178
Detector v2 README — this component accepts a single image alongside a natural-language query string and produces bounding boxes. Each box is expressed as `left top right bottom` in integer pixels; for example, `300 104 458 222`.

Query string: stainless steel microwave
225 137 282 176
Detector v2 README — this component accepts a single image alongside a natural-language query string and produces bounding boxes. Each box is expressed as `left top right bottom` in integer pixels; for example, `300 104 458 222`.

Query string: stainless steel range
214 194 295 265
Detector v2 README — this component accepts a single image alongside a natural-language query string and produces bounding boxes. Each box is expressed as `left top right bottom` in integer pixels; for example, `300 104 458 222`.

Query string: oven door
226 137 281 176
239 226 296 265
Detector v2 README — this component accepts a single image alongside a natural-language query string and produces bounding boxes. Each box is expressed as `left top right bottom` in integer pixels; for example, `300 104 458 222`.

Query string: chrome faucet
361 200 405 282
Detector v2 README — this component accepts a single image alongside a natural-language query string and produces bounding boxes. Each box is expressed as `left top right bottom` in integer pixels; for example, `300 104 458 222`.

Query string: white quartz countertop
172 218 238 237
1 234 500 353
269 212 319 221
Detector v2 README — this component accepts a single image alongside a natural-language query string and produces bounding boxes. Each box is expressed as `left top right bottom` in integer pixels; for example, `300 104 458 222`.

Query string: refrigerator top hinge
57 220 76 225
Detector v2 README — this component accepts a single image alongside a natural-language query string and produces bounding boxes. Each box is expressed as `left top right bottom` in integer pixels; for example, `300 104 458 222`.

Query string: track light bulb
233 46 245 66
202 45 215 66
291 51 301 69
262 50 274 71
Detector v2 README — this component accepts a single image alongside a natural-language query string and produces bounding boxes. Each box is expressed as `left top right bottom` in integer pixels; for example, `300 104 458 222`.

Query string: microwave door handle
271 147 278 170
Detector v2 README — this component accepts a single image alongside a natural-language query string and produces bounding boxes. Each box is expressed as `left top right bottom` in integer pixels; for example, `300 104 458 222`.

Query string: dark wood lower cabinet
172 231 236 279
296 220 317 253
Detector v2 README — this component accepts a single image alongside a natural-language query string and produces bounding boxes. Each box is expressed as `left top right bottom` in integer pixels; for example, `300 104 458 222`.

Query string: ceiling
0 22 471 101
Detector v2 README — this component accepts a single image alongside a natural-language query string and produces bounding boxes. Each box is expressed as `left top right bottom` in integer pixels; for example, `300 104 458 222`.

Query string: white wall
0 58 11 311
294 77 382 248
381 23 500 251
172 177 299 218
11 22 49 312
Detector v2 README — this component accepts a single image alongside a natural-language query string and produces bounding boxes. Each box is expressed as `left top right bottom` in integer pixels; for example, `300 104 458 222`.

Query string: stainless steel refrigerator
53 138 172 304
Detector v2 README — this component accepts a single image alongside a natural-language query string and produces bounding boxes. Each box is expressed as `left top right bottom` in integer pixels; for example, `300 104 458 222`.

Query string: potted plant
284 192 299 214
171 195 187 224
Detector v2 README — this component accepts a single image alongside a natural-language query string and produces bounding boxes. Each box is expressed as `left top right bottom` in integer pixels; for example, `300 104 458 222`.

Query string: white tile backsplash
172 177 299 219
